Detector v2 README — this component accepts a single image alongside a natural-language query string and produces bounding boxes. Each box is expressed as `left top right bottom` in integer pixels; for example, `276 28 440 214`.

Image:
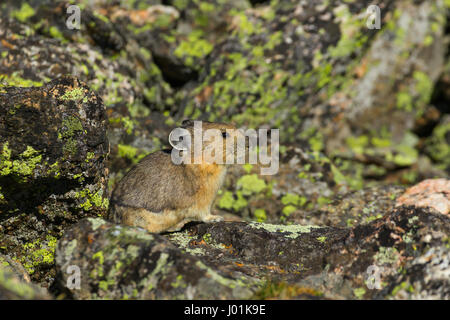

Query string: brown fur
108 120 244 233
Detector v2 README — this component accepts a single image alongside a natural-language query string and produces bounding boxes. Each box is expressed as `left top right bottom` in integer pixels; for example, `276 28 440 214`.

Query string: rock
54 203 450 299
0 254 31 283
0 76 109 286
290 184 405 228
396 179 450 215
54 218 261 299
0 264 51 299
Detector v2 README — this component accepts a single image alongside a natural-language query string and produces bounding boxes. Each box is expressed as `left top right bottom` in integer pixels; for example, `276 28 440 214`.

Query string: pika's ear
169 127 191 150
181 119 194 128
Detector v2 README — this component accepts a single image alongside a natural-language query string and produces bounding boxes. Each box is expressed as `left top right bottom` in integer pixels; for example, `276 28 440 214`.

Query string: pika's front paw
202 214 224 223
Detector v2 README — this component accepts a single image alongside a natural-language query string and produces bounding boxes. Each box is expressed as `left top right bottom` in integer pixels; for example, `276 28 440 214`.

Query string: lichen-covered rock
54 203 450 299
0 76 109 286
0 264 51 299
290 184 405 228
54 218 260 299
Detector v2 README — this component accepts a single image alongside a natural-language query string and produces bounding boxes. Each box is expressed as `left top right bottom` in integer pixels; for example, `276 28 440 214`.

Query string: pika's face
169 120 247 165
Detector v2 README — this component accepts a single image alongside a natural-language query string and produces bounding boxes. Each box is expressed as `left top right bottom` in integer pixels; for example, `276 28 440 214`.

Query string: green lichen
390 281 414 297
11 3 35 23
109 117 135 135
0 72 43 88
60 87 86 102
48 26 66 42
171 274 187 289
61 116 84 138
236 174 266 196
425 121 450 168
20 235 57 275
329 5 368 58
374 247 399 265
167 231 206 256
75 188 109 211
353 287 366 299
218 190 248 212
0 142 42 179
249 222 321 239
253 209 267 222
117 144 149 164
174 30 213 68
91 251 105 277
195 260 257 295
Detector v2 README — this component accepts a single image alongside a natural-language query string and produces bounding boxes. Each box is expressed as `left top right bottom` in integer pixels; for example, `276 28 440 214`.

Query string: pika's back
110 149 198 213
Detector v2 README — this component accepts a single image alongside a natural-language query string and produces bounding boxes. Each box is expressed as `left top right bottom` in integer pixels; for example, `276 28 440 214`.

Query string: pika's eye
222 131 229 138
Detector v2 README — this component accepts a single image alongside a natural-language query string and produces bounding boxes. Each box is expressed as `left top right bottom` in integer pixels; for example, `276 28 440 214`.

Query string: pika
108 119 246 233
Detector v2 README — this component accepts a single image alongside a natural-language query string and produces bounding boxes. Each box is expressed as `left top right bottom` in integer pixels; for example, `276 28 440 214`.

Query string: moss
63 139 78 156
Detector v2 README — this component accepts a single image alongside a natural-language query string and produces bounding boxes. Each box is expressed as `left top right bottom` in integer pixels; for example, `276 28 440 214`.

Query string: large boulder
0 76 109 286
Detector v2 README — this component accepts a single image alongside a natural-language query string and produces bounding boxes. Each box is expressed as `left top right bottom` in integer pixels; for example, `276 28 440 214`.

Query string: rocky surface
0 0 448 299
53 201 449 300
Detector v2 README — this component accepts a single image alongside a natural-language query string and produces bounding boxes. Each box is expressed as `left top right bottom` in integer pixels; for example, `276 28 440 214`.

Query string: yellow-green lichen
253 209 267 222
20 235 57 275
60 87 86 102
75 188 109 211
236 174 266 196
0 142 42 179
174 31 213 67
249 222 321 239
0 72 43 88
11 3 35 23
